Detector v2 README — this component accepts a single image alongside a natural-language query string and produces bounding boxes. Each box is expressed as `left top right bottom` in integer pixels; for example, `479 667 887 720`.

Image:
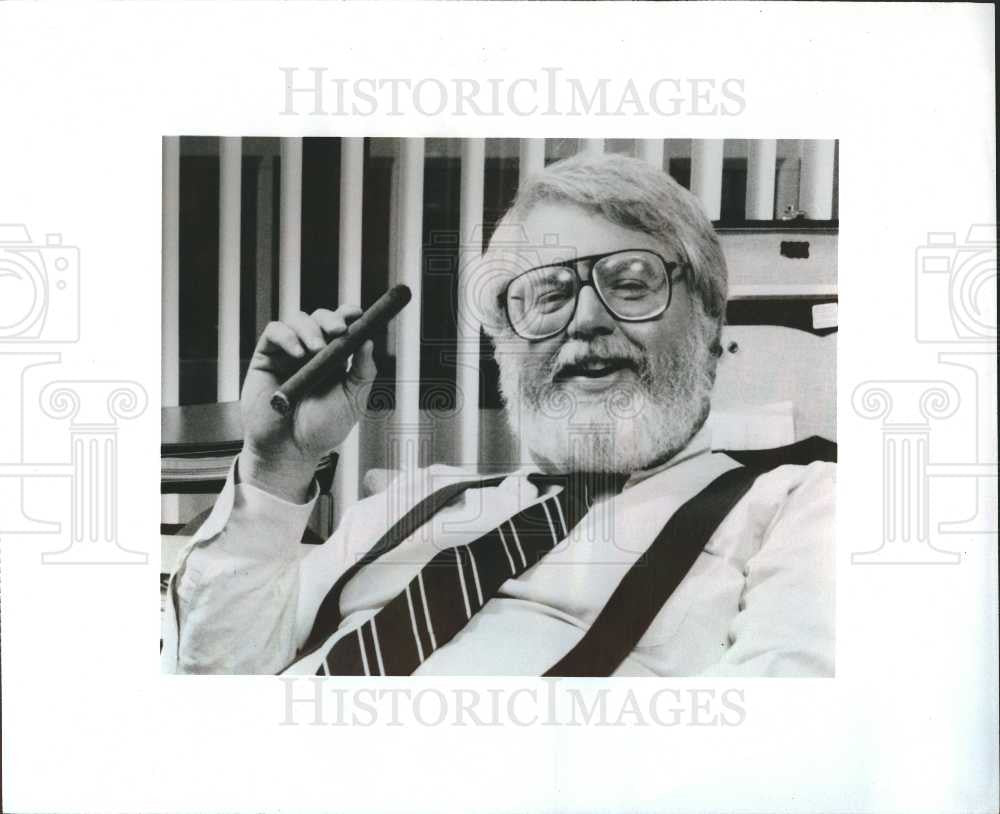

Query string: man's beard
496 321 716 475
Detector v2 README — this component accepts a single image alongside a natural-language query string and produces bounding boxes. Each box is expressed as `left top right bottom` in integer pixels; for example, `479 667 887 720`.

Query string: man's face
494 202 716 474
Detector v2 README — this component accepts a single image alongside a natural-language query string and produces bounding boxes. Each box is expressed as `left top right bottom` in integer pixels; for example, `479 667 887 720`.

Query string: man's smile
552 356 638 391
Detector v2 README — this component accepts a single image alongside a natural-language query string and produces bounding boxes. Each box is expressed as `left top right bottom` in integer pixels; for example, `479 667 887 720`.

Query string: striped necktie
315 471 626 676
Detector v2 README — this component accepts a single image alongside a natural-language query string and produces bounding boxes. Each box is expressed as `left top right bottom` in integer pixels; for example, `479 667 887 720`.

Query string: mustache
544 337 650 382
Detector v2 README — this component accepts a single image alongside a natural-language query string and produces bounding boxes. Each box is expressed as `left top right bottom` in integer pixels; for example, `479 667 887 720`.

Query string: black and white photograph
0 4 995 813
159 137 838 677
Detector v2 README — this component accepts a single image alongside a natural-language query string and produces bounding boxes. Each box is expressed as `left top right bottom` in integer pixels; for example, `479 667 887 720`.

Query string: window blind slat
217 136 242 402
394 138 425 472
637 139 665 169
333 137 365 522
690 139 724 221
458 138 486 469
278 137 303 321
508 138 547 467
162 137 180 407
746 139 777 220
799 139 836 219
519 139 545 182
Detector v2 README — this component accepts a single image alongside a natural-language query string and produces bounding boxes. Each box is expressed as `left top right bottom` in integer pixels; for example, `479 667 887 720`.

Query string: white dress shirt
162 429 835 677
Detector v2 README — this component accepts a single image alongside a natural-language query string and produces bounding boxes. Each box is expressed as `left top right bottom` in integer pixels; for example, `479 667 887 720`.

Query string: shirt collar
623 424 713 490
510 424 714 492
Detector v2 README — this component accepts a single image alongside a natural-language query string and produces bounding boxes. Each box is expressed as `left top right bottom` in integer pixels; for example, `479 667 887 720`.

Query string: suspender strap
723 435 836 468
295 474 505 661
293 437 832 674
544 464 763 677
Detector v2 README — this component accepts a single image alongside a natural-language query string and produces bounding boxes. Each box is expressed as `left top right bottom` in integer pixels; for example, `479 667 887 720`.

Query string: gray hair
473 152 728 346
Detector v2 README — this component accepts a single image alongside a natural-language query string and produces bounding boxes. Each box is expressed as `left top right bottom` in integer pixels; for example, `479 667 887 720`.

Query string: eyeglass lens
506 250 672 339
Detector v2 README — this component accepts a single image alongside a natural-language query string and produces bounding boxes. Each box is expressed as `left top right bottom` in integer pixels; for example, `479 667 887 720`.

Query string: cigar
270 284 412 416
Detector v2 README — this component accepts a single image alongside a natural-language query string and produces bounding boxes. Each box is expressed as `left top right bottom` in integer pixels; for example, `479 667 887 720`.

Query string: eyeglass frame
501 248 692 341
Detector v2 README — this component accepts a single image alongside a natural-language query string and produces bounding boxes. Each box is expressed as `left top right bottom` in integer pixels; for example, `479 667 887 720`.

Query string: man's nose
566 284 616 338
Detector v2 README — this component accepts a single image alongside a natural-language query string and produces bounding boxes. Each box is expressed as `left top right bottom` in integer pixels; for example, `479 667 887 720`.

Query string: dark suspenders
550 436 837 675
544 464 762 676
290 438 835 676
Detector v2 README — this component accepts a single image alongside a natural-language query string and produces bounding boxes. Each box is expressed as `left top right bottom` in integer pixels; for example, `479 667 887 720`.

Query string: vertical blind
162 137 837 505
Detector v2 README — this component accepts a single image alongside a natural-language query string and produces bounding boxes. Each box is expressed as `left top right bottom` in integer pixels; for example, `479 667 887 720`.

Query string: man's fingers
340 304 365 323
311 308 348 339
312 305 363 338
285 311 327 353
257 321 306 359
255 305 368 370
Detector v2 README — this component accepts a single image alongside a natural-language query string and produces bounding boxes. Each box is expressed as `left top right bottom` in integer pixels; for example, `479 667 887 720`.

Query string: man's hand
239 306 377 502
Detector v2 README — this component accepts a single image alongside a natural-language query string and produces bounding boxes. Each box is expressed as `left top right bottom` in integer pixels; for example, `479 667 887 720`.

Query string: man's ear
701 310 726 358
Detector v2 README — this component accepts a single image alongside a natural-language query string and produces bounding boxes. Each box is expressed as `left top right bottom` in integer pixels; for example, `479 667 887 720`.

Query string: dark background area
176 138 837 408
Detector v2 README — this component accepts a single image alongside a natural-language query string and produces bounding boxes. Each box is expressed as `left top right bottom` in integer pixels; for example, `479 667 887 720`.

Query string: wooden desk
161 401 244 456
161 401 336 532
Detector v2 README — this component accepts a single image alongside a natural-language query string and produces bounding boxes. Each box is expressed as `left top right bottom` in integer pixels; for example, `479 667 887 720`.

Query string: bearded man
163 153 835 676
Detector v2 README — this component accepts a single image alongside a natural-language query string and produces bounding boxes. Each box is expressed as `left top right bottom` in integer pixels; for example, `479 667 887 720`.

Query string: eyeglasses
502 249 689 341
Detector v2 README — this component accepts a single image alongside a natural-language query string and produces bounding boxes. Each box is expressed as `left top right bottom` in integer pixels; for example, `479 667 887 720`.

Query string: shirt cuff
221 477 320 558
189 458 322 561
233 453 321 505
